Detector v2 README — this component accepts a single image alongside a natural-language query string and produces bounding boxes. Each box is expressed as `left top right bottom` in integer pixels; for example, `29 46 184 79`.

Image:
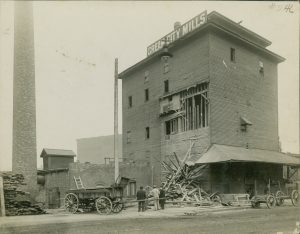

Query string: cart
275 181 299 206
64 176 129 214
251 194 276 209
250 179 276 209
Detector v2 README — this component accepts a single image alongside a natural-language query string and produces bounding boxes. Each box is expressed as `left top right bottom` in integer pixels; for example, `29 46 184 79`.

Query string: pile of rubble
1 172 46 216
162 153 221 205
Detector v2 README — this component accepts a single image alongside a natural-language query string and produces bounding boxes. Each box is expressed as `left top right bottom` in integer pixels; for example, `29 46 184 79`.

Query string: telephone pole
114 58 119 182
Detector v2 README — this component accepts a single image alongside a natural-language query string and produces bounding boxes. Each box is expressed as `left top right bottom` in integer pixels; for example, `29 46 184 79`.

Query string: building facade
77 135 122 164
119 11 300 193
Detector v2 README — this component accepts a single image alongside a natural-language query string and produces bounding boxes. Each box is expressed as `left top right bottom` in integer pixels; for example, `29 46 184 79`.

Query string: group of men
136 185 166 212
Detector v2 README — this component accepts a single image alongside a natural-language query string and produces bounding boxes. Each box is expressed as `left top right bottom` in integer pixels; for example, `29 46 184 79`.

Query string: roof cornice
119 12 284 79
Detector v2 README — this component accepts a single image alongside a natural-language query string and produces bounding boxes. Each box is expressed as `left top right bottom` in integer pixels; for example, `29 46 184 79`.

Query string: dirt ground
0 204 299 234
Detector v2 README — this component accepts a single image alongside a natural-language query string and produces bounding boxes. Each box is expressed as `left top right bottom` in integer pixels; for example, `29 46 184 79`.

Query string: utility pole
114 58 119 182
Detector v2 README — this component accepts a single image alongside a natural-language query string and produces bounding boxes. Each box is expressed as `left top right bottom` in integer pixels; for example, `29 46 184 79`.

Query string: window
144 70 149 82
164 80 169 93
163 62 170 73
230 48 236 62
128 96 132 108
145 127 150 139
145 89 149 102
181 82 209 131
259 61 264 76
165 118 178 135
126 131 131 143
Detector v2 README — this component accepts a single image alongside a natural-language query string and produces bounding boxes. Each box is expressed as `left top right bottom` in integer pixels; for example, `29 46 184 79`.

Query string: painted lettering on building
147 11 207 56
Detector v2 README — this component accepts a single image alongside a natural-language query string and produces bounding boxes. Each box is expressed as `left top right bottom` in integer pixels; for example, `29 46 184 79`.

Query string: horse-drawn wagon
64 176 130 214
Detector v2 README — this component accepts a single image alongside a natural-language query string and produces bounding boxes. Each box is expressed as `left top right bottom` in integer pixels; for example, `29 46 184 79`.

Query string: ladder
74 176 85 189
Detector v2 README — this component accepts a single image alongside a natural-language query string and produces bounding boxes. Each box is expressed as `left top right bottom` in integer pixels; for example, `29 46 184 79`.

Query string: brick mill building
119 11 300 193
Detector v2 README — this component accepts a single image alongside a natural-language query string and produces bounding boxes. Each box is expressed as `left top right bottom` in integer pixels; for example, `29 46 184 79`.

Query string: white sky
0 1 299 171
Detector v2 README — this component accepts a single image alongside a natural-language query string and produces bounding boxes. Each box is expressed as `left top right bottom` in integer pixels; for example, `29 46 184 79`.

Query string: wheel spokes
64 193 79 213
96 196 112 214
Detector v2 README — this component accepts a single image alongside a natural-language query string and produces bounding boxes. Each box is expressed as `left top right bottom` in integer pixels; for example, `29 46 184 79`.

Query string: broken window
128 96 132 108
145 127 150 139
164 80 169 93
126 131 131 143
161 82 209 135
145 89 149 102
181 82 209 131
230 48 236 62
165 118 178 135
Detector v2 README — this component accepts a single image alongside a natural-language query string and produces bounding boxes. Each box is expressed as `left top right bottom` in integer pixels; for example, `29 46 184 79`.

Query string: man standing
159 186 166 210
136 186 146 212
151 185 160 211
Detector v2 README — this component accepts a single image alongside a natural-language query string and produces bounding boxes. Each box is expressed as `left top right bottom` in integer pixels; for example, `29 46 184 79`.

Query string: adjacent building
77 135 122 164
119 11 300 193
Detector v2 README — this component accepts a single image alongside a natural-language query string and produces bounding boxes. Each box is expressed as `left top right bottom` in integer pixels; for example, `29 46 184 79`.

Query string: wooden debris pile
1 172 46 216
162 153 221 205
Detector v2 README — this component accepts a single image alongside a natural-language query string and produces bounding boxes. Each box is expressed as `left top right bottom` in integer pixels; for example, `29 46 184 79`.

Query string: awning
194 144 300 166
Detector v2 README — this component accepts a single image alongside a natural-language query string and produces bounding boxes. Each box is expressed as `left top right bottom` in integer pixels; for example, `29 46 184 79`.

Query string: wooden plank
192 97 195 130
0 176 6 216
205 92 208 127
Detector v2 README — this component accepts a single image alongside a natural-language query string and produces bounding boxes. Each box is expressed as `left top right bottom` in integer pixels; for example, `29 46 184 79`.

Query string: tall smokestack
12 1 37 197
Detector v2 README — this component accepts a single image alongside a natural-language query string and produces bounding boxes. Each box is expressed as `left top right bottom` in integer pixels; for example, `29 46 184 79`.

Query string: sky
0 1 299 171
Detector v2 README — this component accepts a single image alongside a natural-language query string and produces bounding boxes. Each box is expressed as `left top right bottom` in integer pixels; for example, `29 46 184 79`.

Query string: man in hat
159 186 166 210
150 185 160 211
136 186 146 212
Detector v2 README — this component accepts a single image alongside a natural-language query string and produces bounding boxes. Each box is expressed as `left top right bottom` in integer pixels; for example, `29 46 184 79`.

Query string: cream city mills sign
147 11 207 56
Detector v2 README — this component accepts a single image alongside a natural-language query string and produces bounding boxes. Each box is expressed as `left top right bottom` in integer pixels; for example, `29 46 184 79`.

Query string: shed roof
40 148 76 158
194 144 300 166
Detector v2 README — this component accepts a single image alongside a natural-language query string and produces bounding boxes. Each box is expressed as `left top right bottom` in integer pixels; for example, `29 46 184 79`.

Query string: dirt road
1 205 299 234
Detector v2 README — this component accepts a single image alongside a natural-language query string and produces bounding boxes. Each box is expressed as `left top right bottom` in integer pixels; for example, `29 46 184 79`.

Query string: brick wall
122 27 281 189
209 32 280 151
122 34 210 184
12 2 37 197
161 127 210 163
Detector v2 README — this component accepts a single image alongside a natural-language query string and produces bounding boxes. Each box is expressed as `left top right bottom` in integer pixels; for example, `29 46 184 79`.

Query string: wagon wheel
275 191 284 206
291 190 299 206
266 194 276 209
64 193 79 213
95 196 112 214
112 201 124 213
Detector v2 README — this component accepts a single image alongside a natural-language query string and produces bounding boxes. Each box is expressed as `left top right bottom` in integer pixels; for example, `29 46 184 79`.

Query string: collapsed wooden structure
162 145 221 205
